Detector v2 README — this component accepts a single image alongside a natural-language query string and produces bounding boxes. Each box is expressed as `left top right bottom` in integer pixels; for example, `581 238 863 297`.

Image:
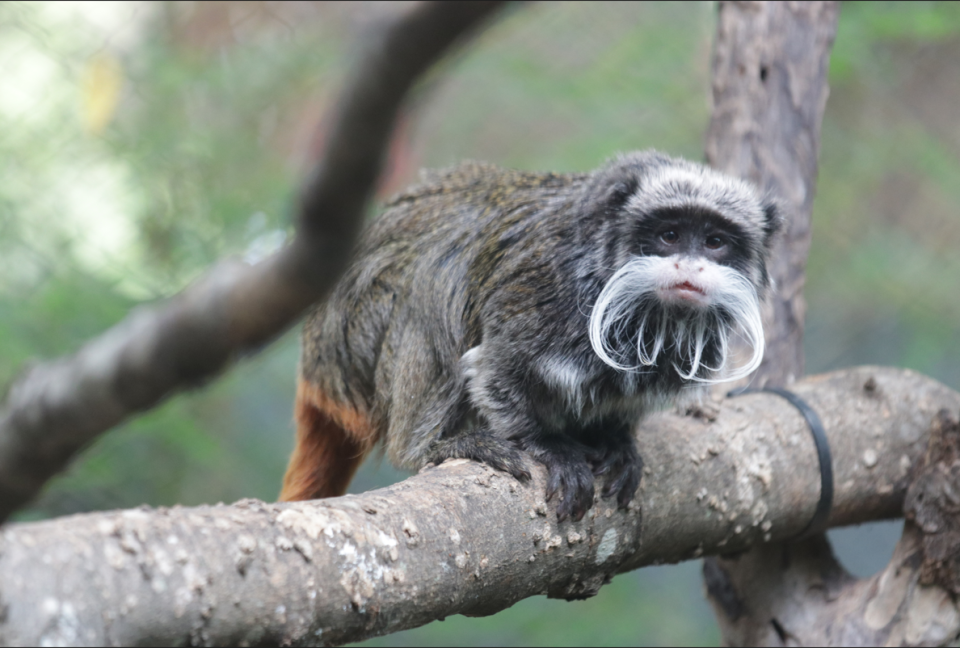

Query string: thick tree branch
0 1 507 524
0 367 956 646
706 410 960 646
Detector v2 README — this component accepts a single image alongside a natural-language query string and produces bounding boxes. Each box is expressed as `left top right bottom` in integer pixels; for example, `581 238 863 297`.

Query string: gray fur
300 150 779 520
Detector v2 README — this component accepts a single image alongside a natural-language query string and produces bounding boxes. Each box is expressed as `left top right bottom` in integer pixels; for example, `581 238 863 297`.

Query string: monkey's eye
660 231 679 244
704 235 725 250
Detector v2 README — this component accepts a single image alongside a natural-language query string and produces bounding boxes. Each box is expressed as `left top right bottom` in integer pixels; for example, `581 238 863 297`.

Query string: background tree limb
702 4 960 646
0 366 956 646
0 0 507 524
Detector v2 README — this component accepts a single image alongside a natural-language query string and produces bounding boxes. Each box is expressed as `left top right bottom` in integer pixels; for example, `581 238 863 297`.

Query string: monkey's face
580 153 780 383
588 207 766 384
632 206 753 309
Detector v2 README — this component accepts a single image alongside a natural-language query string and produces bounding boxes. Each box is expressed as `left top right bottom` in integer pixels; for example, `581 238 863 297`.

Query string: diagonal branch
0 1 507 524
0 367 955 646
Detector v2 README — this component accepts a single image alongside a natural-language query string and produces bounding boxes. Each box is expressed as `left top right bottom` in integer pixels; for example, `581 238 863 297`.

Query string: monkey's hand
425 429 531 483
512 434 596 523
587 428 643 510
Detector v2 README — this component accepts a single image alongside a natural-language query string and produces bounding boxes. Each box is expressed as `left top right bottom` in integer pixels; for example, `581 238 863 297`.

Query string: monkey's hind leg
425 427 532 484
279 379 376 502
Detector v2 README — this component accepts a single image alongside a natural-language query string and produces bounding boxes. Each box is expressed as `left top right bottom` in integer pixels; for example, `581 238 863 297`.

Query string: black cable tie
728 386 833 539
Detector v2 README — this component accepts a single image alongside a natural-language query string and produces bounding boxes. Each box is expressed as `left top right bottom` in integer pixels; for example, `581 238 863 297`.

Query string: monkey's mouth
663 281 708 303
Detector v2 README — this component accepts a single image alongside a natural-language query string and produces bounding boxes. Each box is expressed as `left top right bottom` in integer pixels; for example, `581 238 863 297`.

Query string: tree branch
0 367 956 646
706 409 960 646
0 1 507 524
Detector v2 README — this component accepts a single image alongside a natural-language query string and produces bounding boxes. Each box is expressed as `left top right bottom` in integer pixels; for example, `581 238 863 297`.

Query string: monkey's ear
761 200 783 247
583 175 639 217
605 178 639 209
584 151 666 215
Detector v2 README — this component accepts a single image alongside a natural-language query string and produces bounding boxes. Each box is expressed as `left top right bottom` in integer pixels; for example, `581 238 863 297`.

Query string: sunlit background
2 2 960 645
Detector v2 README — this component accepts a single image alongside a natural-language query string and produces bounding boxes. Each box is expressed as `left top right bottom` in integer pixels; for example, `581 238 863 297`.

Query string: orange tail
279 378 376 502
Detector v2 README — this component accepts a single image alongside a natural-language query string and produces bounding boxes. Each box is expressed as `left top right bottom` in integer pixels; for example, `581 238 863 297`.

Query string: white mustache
587 256 765 384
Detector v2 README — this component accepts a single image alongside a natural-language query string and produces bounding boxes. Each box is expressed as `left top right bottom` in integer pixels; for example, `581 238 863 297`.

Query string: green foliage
809 3 960 385
411 3 713 174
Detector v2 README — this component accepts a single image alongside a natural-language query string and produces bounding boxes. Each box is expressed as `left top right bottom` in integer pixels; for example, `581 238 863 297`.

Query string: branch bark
706 409 960 647
0 367 956 646
0 1 507 524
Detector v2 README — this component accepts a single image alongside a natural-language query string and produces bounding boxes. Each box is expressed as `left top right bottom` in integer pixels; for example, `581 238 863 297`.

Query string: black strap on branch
728 386 834 538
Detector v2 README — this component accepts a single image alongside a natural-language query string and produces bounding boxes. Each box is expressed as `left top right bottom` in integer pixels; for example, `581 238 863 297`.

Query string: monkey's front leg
426 411 637 521
513 423 643 521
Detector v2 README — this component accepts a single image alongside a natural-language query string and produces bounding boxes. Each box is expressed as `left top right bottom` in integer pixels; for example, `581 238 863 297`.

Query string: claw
546 460 595 522
590 440 643 510
572 488 592 521
592 461 612 477
617 484 636 510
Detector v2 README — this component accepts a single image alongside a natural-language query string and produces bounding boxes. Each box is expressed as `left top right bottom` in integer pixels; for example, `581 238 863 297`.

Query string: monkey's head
585 152 781 384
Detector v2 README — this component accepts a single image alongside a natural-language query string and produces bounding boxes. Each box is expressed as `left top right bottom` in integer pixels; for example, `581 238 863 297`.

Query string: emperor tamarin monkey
280 150 780 521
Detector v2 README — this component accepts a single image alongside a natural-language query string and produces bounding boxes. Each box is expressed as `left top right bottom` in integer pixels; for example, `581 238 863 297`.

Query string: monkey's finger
601 462 630 498
602 463 641 510
570 480 595 522
554 473 589 522
565 464 596 522
488 452 531 482
545 470 562 504
589 451 618 477
427 433 531 483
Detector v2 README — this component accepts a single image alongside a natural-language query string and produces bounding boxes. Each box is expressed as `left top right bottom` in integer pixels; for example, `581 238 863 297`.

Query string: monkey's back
300 162 586 467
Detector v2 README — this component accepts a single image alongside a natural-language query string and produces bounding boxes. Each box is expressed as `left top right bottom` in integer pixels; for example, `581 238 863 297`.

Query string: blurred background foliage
1 1 959 645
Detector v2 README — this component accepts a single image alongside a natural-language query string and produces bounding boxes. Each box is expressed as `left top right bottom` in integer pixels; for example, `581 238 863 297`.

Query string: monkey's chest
533 353 683 429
